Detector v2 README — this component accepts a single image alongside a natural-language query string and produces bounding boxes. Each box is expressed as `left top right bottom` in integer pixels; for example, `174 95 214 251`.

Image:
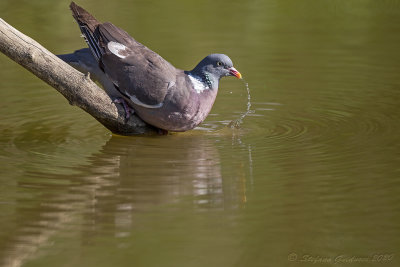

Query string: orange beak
229 67 242 79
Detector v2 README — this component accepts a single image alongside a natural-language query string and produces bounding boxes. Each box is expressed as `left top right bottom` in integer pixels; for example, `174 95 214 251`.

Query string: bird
65 2 242 132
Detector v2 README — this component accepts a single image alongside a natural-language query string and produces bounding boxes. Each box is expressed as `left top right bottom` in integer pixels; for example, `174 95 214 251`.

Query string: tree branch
0 18 155 135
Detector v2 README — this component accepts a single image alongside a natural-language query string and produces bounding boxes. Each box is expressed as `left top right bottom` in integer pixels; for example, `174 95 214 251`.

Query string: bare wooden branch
0 18 155 135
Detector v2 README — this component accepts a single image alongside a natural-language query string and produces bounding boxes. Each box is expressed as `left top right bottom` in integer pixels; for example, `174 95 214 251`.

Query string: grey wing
96 23 177 106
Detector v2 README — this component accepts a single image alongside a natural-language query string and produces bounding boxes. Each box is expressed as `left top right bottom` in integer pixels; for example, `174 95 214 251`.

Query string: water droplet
228 79 253 129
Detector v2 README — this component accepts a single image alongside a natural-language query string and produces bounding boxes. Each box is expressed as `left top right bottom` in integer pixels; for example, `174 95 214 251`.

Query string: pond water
1 1 400 266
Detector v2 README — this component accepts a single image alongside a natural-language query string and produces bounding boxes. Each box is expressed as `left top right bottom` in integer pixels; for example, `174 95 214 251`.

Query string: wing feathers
70 2 177 108
70 2 102 60
70 2 99 32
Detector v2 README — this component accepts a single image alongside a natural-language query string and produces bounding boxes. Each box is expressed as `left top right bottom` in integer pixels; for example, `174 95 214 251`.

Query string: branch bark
0 18 155 135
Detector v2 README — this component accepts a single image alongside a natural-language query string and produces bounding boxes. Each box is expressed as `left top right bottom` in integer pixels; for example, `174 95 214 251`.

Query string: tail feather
57 52 78 64
70 2 102 61
58 48 121 97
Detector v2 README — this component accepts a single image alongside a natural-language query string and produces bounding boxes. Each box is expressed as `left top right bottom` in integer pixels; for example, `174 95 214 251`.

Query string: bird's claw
113 98 134 119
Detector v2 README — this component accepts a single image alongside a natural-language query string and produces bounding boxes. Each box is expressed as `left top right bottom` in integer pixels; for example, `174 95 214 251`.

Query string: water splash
228 80 253 128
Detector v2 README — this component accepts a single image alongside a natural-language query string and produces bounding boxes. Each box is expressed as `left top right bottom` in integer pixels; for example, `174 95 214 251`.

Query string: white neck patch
188 74 209 94
107 41 128 59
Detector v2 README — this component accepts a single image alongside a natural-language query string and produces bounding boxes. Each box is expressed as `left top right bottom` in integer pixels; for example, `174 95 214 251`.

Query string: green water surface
0 1 399 266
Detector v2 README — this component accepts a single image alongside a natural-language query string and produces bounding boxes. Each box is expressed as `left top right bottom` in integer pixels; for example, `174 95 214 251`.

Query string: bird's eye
216 61 222 66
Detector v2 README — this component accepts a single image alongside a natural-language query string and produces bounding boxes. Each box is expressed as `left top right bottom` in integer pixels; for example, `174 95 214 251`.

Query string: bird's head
191 54 241 89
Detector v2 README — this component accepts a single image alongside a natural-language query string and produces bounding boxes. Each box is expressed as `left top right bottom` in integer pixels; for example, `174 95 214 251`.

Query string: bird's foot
113 98 134 119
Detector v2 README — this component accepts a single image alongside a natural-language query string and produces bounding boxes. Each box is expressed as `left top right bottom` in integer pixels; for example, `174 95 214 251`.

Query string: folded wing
70 2 176 107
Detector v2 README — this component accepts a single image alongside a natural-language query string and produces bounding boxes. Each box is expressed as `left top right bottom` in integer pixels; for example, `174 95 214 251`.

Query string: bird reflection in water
1 132 252 266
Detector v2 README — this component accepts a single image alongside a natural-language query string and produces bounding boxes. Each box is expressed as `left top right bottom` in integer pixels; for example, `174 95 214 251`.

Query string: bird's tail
70 2 102 61
58 48 120 97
